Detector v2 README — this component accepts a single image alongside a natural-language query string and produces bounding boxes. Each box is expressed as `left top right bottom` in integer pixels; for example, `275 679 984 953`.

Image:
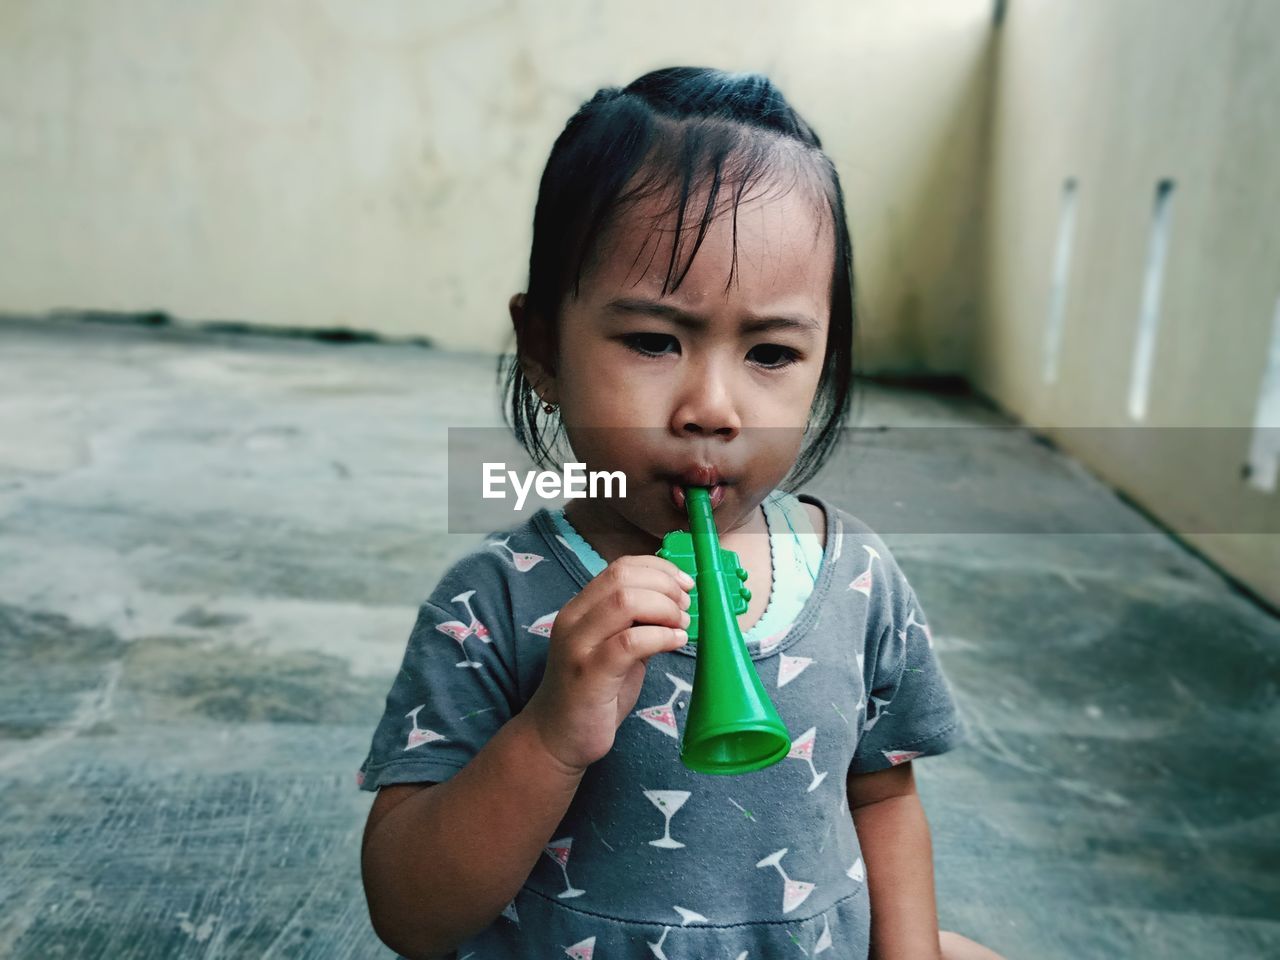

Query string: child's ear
508 292 527 330
509 292 558 404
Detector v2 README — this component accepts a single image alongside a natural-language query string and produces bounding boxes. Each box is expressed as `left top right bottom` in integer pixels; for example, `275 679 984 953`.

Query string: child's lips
670 483 726 512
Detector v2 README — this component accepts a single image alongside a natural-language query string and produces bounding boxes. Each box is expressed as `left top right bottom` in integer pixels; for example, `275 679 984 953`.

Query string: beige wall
975 0 1279 605
4 1 1275 600
0 0 992 369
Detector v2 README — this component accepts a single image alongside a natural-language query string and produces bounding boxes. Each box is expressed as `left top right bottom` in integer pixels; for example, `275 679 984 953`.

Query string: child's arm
361 554 692 959
361 710 587 959
848 762 944 960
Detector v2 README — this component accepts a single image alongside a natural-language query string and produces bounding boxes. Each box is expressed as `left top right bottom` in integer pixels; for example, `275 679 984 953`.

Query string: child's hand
522 555 694 773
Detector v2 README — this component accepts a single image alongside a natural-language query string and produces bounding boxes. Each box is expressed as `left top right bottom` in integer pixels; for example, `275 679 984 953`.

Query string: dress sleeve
849 536 967 775
356 588 520 792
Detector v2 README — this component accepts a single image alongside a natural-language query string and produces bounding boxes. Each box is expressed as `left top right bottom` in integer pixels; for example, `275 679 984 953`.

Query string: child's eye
622 333 679 358
622 334 800 369
748 344 801 369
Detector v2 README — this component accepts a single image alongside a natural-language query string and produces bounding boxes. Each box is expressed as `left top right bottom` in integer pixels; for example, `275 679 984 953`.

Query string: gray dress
357 493 967 959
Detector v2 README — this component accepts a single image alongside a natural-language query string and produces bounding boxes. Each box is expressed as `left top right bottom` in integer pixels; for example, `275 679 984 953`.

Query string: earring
542 399 558 414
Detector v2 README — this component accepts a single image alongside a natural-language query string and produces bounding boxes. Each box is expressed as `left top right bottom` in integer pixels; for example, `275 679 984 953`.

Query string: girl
358 68 1006 960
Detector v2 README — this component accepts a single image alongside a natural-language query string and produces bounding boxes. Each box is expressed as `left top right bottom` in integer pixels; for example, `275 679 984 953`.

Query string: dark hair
498 66 860 491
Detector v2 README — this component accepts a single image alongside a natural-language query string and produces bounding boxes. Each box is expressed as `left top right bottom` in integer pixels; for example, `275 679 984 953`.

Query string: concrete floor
0 315 1277 959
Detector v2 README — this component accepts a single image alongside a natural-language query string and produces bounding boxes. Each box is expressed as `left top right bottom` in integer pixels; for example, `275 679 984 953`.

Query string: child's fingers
593 624 689 681
596 554 695 605
573 580 690 657
624 552 697 586
558 556 691 644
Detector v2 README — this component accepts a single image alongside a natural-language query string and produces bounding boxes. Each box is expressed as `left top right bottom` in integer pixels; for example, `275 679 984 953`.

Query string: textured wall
974 0 1279 605
0 0 993 369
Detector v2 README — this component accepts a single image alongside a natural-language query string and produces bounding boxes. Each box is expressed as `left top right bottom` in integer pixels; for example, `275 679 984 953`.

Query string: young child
358 67 1006 960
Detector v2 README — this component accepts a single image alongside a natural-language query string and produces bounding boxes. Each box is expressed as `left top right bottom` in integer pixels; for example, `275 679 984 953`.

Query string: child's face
532 177 834 539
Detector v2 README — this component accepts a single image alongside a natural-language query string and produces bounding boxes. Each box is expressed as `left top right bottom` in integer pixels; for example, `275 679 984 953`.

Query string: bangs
569 118 837 306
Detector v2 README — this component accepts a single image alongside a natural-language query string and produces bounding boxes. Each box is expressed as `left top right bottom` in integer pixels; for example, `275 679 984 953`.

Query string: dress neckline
533 492 837 663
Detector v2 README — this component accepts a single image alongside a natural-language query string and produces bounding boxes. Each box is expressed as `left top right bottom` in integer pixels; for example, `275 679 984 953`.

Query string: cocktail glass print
814 915 833 954
849 543 880 596
883 748 923 766
847 854 865 882
787 726 829 792
487 535 546 573
404 705 448 752
525 609 558 639
453 589 491 643
900 606 933 649
543 837 586 898
776 653 813 688
563 935 595 959
646 911 721 958
634 672 693 738
435 589 488 668
643 789 691 848
646 926 671 959
755 848 815 913
864 695 892 732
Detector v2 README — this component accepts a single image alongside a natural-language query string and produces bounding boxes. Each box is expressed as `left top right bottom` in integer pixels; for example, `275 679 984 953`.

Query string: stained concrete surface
0 316 1277 959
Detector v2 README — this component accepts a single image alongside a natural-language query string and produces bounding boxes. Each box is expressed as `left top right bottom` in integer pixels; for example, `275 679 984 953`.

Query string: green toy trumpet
657 486 791 774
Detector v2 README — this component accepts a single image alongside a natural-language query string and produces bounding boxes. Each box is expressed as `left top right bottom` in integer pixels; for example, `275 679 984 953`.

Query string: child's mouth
670 483 726 512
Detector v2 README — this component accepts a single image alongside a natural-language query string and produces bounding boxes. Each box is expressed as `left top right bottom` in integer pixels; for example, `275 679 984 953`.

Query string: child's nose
671 367 741 439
